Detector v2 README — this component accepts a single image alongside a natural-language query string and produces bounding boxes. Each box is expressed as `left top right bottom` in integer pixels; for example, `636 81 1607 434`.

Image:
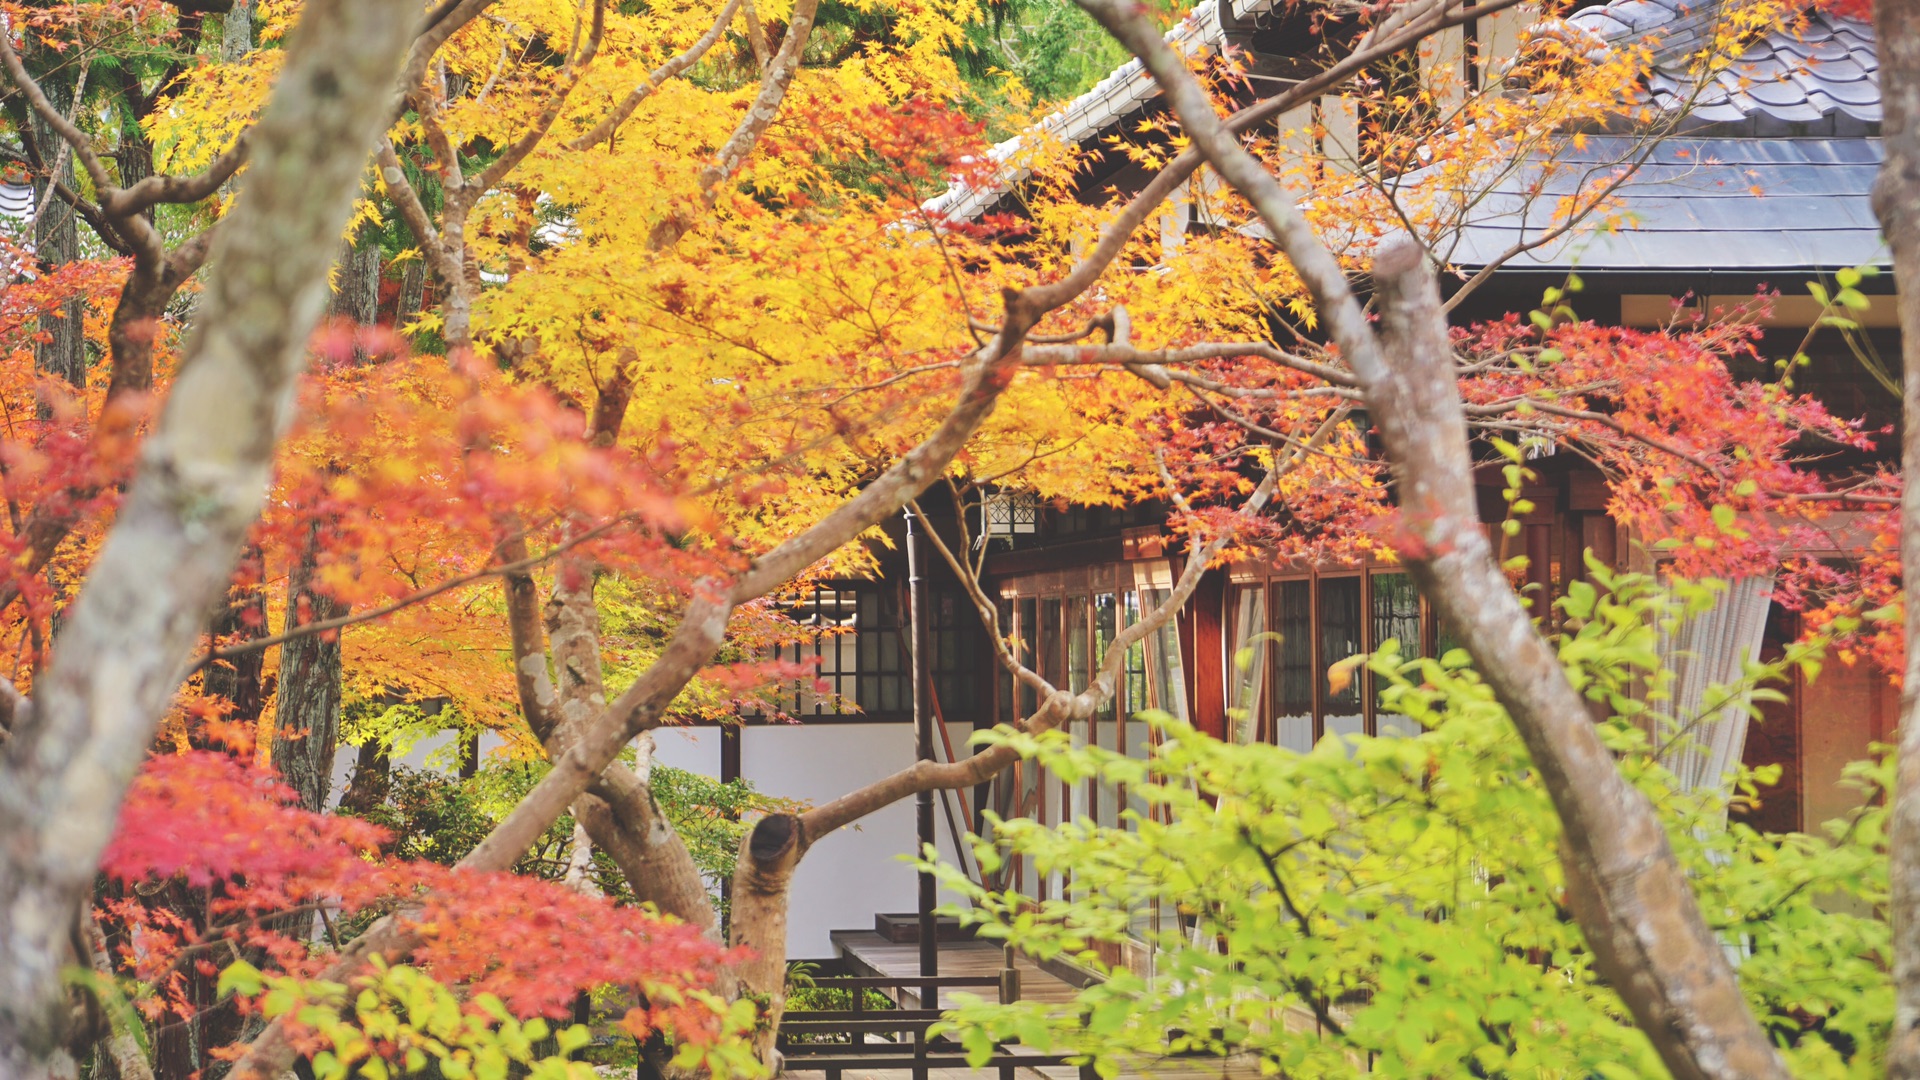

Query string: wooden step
873 912 976 944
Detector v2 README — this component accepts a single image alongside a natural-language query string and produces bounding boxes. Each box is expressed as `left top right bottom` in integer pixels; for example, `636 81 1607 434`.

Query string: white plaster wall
651 725 720 773
325 720 977 962
325 729 509 809
741 722 973 960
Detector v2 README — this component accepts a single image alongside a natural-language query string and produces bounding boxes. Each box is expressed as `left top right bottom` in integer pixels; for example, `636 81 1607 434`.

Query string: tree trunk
29 68 85 402
0 2 416 1068
267 228 382 807
1068 4 1792 1072
271 523 347 812
102 250 202 407
331 229 382 364
532 568 723 940
1365 247 1793 1080
397 258 426 326
82 918 152 1080
1874 0 1920 1072
113 89 155 228
146 884 210 1080
490 373 724 941
201 543 270 746
220 0 255 61
729 813 807 1065
337 738 392 817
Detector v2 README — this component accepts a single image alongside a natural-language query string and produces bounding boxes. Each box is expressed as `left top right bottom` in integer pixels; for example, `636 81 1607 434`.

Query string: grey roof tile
1743 79 1808 106
1600 0 1880 127
1688 101 1751 123
1415 136 1887 271
1788 37 1851 61
1843 99 1883 122
1609 0 1682 30
926 0 1884 224
1834 139 1880 161
1811 71 1879 104
1574 12 1634 36
1804 88 1840 114
1802 53 1869 81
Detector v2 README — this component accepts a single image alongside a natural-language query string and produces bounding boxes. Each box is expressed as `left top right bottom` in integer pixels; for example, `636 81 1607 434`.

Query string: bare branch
742 0 772 70
106 133 252 217
700 0 821 194
1014 0 1525 316
0 35 116 199
1074 1 1794 1072
1021 340 1358 387
804 458 1293 841
568 0 745 151
20 56 90 237
193 514 638 669
471 0 608 193
494 527 559 738
402 0 496 110
378 140 464 283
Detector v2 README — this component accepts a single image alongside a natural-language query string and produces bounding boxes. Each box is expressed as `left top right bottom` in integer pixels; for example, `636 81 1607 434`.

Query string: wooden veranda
780 931 1264 1080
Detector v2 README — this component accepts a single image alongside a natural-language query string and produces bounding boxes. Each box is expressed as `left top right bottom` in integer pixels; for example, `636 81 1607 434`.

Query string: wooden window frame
1230 564 1439 745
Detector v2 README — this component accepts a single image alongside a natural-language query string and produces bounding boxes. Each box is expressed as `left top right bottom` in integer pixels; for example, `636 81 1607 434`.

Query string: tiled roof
925 0 1883 223
1567 0 1879 125
923 0 1277 223
1432 134 1887 271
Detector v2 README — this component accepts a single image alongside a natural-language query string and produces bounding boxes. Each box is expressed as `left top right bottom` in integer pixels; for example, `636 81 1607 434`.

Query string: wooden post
905 508 938 980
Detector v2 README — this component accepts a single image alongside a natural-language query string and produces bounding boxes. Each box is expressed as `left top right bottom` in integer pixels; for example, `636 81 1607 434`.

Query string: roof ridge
925 0 1274 222
925 0 1881 224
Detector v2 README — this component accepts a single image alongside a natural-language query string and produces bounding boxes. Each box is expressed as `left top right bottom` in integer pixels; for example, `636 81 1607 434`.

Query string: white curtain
1129 563 1187 959
1654 576 1774 794
1133 562 1191 724
1227 585 1268 744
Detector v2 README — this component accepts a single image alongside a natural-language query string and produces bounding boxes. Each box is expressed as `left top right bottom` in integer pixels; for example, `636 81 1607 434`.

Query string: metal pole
905 507 938 979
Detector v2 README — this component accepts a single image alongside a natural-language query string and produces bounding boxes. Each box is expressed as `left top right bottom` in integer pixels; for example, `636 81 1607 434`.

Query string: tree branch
1021 340 1357 387
568 0 744 151
1075 1 1793 1075
376 139 464 296
806 449 1300 842
105 133 251 217
494 527 559 739
0 35 116 200
699 0 820 196
470 0 607 193
193 514 637 669
230 280 1051 1078
0 0 420 1071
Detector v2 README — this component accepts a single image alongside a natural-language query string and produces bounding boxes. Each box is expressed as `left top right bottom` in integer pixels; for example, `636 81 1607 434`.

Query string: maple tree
0 0 1905 1075
927 0 1897 1075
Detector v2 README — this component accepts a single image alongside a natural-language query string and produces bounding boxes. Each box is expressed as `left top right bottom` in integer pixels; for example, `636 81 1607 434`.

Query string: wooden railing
778 972 1096 1080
